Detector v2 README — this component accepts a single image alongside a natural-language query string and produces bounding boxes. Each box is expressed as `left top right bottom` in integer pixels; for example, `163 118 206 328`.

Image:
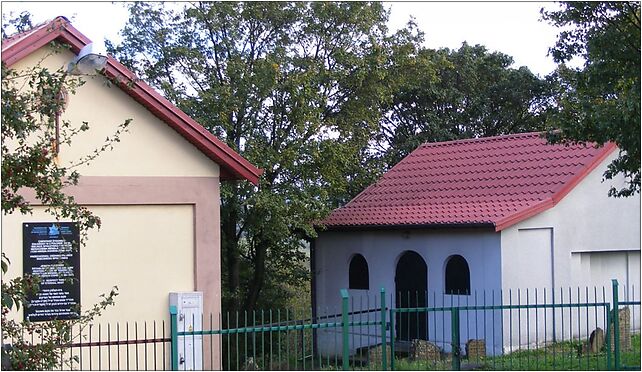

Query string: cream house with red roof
313 132 640 356
2 17 261 369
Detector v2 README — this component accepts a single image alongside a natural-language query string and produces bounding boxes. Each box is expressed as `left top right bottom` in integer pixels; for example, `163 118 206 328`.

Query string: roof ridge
2 16 75 57
3 18 50 39
389 156 588 173
419 131 543 149
2 15 67 45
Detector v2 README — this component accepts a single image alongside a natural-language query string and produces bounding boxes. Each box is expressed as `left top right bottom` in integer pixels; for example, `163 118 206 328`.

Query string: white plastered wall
500 150 641 349
314 228 502 356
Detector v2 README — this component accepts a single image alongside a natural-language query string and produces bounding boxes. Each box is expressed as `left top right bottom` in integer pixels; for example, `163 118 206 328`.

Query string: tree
1 13 128 369
376 39 552 168
542 2 641 197
109 2 396 311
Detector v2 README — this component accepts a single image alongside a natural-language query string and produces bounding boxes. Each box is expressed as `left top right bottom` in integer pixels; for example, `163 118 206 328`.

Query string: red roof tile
2 17 262 184
322 132 616 231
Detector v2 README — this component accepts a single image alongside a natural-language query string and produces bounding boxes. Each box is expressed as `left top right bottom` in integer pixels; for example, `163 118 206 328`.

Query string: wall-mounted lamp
67 42 108 75
53 42 109 156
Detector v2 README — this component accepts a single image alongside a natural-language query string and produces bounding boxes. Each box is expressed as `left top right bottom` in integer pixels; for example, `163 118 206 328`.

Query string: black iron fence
3 320 171 370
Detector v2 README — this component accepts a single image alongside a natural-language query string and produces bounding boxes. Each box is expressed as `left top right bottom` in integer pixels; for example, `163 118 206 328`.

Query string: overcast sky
2 1 566 77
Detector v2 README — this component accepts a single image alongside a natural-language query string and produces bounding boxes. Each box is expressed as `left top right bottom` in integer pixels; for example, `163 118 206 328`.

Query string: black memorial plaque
23 222 80 321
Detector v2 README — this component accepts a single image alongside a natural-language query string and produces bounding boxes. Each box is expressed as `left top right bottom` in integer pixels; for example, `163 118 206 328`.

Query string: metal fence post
612 279 620 371
341 289 349 371
606 304 612 370
390 308 396 371
451 307 461 371
380 288 387 371
170 305 179 371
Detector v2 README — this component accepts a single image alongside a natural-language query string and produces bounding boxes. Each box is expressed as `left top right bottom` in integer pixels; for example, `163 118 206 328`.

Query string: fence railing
168 280 639 371
613 279 641 371
389 295 614 370
167 288 388 371
3 280 639 370
2 320 171 370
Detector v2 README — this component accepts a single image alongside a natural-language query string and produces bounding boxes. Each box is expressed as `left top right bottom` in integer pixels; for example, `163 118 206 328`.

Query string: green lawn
391 334 640 371
621 333 641 368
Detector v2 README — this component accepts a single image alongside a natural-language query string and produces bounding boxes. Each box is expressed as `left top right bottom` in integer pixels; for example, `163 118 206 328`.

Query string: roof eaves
319 222 496 232
103 58 263 184
493 198 554 232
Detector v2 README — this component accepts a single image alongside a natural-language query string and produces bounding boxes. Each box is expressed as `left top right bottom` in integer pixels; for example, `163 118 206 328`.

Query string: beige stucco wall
7 44 225 311
5 43 225 369
4 175 223 369
3 205 200 370
12 46 220 177
2 205 194 322
3 205 195 324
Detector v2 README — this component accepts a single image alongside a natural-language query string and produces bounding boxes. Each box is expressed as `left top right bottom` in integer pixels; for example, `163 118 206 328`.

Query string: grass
233 332 641 370
390 334 640 371
621 333 641 368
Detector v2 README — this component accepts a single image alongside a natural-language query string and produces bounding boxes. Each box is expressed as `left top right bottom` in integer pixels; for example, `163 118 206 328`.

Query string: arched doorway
395 250 427 341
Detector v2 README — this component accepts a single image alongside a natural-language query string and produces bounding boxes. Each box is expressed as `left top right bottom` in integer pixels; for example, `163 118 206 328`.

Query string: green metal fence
613 279 641 371
389 294 614 370
3 282 637 370
169 280 640 371
169 288 388 371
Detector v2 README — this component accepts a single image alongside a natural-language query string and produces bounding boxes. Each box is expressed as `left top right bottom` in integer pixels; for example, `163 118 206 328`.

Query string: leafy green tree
109 2 395 311
2 13 127 369
377 39 552 167
542 2 640 197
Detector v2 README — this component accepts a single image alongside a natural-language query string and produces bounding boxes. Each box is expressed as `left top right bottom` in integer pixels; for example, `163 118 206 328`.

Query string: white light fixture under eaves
67 42 108 75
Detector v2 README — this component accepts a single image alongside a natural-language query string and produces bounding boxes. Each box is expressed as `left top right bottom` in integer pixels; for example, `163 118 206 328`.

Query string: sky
2 1 567 77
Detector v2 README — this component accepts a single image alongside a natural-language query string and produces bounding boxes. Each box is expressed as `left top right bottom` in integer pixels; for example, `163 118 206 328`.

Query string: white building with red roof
313 132 639 356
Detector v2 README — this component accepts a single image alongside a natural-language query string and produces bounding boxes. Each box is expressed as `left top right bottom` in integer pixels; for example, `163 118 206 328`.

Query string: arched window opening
445 255 470 295
349 254 369 290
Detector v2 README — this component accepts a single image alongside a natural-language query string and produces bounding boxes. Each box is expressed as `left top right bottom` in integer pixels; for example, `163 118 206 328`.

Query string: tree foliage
377 36 552 167
110 2 555 311
1 14 128 369
109 2 394 311
542 1 641 197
